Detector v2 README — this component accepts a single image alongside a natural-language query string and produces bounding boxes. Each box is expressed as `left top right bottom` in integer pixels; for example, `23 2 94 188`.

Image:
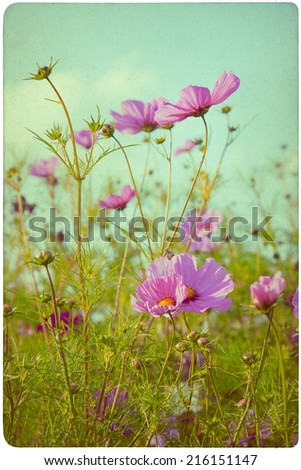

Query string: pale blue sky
3 2 298 235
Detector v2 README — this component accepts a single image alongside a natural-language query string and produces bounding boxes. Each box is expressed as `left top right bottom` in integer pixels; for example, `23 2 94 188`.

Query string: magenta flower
181 209 223 252
292 287 298 319
110 98 165 134
250 272 286 312
155 71 240 126
73 130 99 149
132 253 234 315
29 156 60 185
97 185 135 210
171 254 234 312
131 274 188 317
37 310 83 335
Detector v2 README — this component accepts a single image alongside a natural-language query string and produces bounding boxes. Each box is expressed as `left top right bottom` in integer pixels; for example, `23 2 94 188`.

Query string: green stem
112 135 153 259
46 78 81 179
45 265 77 420
164 116 208 254
233 313 272 445
157 314 176 387
248 367 260 446
202 351 233 445
269 314 289 447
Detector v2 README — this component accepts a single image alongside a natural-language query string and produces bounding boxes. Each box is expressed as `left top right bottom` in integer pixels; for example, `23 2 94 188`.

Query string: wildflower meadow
3 58 298 450
2 2 298 457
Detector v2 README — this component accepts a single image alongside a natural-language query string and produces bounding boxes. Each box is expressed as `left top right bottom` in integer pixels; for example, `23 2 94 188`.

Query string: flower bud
221 106 231 113
26 58 59 81
176 341 191 352
242 352 257 365
101 123 115 138
3 304 13 316
236 398 248 407
131 358 143 369
38 293 52 303
70 382 79 394
33 250 55 266
55 297 68 307
197 336 210 346
155 137 165 144
186 331 200 342
161 124 174 130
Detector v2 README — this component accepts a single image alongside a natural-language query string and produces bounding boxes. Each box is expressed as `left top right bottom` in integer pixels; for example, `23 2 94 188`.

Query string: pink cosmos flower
175 140 197 156
131 274 188 317
250 272 286 312
97 185 135 210
131 253 234 316
292 287 298 319
155 71 240 126
181 209 223 252
29 156 60 185
110 98 165 134
74 130 99 149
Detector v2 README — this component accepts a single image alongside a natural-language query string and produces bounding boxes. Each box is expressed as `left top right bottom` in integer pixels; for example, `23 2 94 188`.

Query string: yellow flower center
157 297 176 307
186 285 196 299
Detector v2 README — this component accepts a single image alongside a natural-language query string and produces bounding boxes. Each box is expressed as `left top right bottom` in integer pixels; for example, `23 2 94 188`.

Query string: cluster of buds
33 250 55 266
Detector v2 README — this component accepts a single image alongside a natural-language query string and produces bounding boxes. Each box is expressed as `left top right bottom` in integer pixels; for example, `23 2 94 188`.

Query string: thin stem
112 135 153 259
157 314 176 387
233 311 273 445
164 116 208 254
184 126 231 253
187 347 196 410
161 129 173 254
45 265 77 420
202 351 233 445
46 78 81 179
248 367 260 446
112 238 130 325
269 315 289 447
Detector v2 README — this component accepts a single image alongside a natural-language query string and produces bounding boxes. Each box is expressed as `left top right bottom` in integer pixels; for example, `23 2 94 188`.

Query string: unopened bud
55 297 68 307
132 358 143 369
176 341 191 352
38 293 52 303
221 106 231 114
70 382 79 394
101 123 115 138
155 137 165 144
186 331 200 342
3 304 13 315
242 352 257 365
33 250 55 266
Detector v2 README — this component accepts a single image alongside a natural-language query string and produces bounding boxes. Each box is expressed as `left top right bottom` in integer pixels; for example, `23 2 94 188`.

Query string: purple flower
132 253 234 316
74 130 99 149
29 156 60 183
176 350 204 382
181 209 223 252
90 387 132 436
130 274 188 317
171 254 234 313
175 140 197 156
110 98 165 134
97 185 135 210
37 310 83 335
12 195 36 214
292 287 298 319
250 272 286 312
155 72 240 126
